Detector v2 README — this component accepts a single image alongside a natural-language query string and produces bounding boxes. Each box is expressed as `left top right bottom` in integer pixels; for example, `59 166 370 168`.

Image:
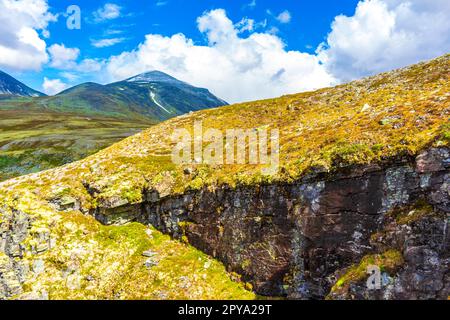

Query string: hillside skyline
0 68 229 101
1 0 450 103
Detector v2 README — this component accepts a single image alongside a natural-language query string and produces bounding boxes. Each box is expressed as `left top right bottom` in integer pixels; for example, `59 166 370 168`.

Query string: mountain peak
0 69 46 97
126 70 185 85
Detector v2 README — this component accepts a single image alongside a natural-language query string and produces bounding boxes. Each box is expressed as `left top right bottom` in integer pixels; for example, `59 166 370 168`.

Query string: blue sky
1 0 449 102
20 0 359 89
47 0 360 57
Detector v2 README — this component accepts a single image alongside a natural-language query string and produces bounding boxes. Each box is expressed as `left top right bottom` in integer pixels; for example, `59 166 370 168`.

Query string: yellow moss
245 282 253 291
2 55 447 208
437 122 450 146
0 54 449 300
390 200 436 225
241 259 251 270
17 211 255 300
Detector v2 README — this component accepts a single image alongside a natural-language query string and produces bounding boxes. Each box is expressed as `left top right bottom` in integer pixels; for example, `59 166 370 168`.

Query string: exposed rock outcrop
91 148 449 299
1 148 448 300
0 207 30 299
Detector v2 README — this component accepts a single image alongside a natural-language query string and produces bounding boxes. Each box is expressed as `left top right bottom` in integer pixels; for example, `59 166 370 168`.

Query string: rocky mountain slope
0 54 448 300
0 70 45 97
0 71 227 122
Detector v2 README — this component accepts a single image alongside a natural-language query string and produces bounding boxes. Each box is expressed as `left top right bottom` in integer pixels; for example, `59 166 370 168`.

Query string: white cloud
48 43 80 69
266 26 280 35
48 43 104 74
104 29 124 36
77 59 104 72
42 77 68 95
0 0 56 71
60 72 79 82
156 1 168 6
276 10 291 24
318 0 450 81
93 3 122 23
91 38 126 48
105 9 335 103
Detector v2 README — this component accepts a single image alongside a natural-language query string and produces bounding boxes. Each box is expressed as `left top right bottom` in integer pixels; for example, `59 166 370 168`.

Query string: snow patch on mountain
150 91 171 113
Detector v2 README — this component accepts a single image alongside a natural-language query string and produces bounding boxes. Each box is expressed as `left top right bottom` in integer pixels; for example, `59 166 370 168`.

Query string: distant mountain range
0 69 228 182
0 70 227 122
0 70 46 97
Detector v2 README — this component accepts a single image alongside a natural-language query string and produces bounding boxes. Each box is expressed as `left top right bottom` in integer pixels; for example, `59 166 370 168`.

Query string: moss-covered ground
0 54 448 299
22 211 254 300
0 110 152 181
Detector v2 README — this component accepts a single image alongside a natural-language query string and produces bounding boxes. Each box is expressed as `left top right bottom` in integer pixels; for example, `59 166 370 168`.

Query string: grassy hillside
0 54 448 299
5 54 446 205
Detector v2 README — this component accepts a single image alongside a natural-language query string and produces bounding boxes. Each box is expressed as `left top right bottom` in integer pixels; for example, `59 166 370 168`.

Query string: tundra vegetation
0 54 448 299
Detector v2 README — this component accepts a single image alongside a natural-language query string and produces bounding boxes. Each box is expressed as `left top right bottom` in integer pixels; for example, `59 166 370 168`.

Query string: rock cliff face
92 147 449 299
0 208 31 299
1 55 449 300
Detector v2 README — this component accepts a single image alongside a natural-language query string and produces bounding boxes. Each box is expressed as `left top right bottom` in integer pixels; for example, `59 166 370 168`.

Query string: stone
142 250 157 257
379 118 391 126
59 196 80 211
117 146 447 298
145 228 153 238
85 275 94 282
144 258 158 268
416 148 448 173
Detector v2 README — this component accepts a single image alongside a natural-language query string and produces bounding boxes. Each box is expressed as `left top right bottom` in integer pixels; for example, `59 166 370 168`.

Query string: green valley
0 110 153 181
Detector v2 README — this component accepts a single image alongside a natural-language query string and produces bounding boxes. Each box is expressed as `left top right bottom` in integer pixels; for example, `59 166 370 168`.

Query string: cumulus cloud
235 18 255 33
105 9 334 103
0 0 56 71
91 37 126 48
318 0 450 81
93 3 122 23
48 43 104 74
42 77 68 95
48 44 80 69
59 72 79 82
276 10 291 24
77 59 104 72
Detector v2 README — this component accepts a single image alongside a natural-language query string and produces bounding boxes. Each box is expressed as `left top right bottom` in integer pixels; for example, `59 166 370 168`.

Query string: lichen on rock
0 54 449 300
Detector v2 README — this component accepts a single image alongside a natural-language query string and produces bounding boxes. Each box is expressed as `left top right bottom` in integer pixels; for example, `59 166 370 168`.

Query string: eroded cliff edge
1 149 448 299
1 55 449 299
89 147 449 299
